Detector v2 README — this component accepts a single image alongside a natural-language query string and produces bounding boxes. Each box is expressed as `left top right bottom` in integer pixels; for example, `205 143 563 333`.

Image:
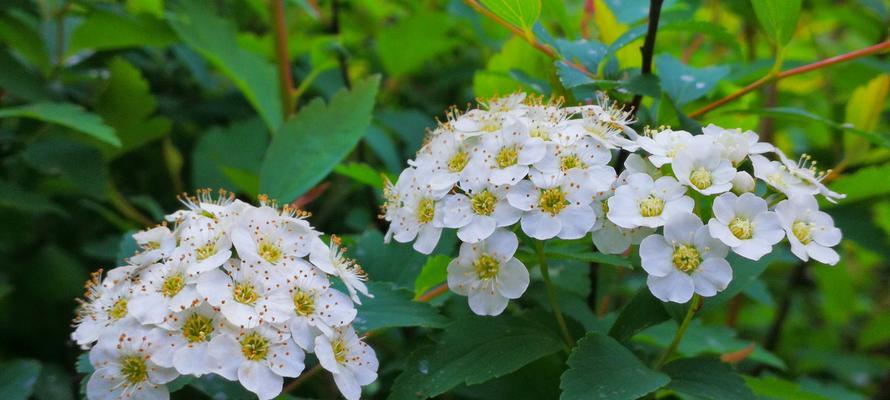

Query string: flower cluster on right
382 93 844 312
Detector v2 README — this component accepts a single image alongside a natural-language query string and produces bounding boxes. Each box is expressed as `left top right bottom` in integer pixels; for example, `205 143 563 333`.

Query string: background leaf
0 103 119 147
353 282 449 332
750 0 802 46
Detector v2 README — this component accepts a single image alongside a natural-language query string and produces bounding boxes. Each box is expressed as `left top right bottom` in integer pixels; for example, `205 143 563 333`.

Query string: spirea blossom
383 93 847 311
72 190 378 400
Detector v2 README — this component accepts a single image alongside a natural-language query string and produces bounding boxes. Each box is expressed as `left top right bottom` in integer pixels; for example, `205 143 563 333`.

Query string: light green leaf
560 332 670 400
663 357 756 400
746 107 890 149
377 12 458 76
479 0 542 33
473 36 550 97
414 255 450 298
843 74 890 165
333 162 386 189
0 103 119 147
260 76 380 202
0 359 42 400
167 2 283 130
828 162 890 204
751 0 801 47
744 376 831 400
353 282 449 332
192 118 269 195
389 316 563 400
656 54 729 106
68 9 176 55
95 58 172 157
608 288 670 342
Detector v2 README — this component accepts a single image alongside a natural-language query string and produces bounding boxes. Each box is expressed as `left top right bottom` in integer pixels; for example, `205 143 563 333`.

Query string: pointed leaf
751 0 801 47
0 103 119 147
479 0 542 32
353 282 449 332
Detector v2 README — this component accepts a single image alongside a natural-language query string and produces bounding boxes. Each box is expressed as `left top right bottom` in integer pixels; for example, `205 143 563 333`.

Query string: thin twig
653 294 701 369
689 40 890 118
270 0 295 117
630 0 665 114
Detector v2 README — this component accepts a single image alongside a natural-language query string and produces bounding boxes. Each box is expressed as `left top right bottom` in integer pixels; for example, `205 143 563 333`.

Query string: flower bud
732 171 755 194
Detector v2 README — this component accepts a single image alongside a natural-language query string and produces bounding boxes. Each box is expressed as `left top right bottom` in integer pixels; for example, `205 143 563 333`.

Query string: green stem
107 181 153 228
653 294 702 369
534 240 574 350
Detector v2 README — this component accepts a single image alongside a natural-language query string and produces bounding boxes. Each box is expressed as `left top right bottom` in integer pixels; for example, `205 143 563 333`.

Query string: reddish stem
270 0 295 117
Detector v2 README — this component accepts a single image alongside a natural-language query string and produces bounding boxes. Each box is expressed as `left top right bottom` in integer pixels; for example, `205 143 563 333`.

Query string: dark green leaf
68 9 176 55
0 103 120 147
333 162 386 189
827 162 890 204
0 50 49 102
192 118 269 194
349 229 456 290
0 359 42 400
414 255 450 298
21 136 109 198
744 376 831 400
0 12 50 72
739 107 890 149
751 0 801 46
704 249 796 311
608 288 670 342
663 357 756 400
354 282 449 332
636 321 786 369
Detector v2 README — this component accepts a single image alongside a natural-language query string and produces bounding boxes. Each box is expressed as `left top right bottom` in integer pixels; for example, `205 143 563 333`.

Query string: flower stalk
534 240 575 350
653 294 702 369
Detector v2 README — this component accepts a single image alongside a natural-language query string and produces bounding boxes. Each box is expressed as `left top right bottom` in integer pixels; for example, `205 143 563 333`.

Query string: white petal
332 368 362 400
807 244 840 265
521 211 562 240
640 234 674 277
647 270 695 303
441 195 472 229
468 288 509 316
238 362 283 400
692 258 732 297
269 339 305 378
506 180 538 210
457 216 497 243
413 225 442 255
129 294 167 325
496 258 529 299
207 332 242 380
314 335 340 374
485 229 519 260
711 192 737 223
663 213 701 244
556 206 595 239
173 343 212 376
220 302 259 329
447 258 476 296
732 240 771 261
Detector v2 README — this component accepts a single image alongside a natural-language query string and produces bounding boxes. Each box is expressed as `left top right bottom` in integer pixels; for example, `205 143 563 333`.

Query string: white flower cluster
383 93 844 311
72 191 378 400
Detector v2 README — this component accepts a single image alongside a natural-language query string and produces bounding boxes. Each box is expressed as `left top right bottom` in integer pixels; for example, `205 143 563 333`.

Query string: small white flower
129 261 201 324
482 92 528 115
701 123 773 164
196 260 290 328
564 104 639 150
607 173 694 229
412 131 479 192
452 109 509 138
384 173 447 254
731 171 756 194
507 169 598 240
209 325 305 400
283 259 357 350
471 120 546 185
775 195 842 265
751 154 818 198
128 226 176 266
640 213 733 303
708 193 784 260
636 128 694 167
176 214 233 275
591 188 653 254
534 135 611 173
446 230 529 316
231 205 317 270
315 326 379 400
441 181 522 243
773 151 846 203
151 304 225 376
310 236 372 304
521 103 571 142
72 272 138 348
620 153 662 181
672 141 736 195
86 328 178 400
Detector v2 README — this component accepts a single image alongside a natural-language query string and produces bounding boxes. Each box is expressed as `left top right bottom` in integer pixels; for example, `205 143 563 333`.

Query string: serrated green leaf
560 332 669 400
663 357 756 400
260 76 379 202
389 316 563 400
167 2 282 130
377 12 458 76
354 282 449 332
414 255 450 298
68 8 176 55
479 0 542 32
192 118 268 194
608 287 670 342
656 54 729 106
751 0 801 47
0 359 42 400
0 103 119 147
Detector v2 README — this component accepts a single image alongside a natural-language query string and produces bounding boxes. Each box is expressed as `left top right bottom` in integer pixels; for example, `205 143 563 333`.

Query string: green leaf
167 2 283 130
377 12 458 76
33 363 73 400
260 76 380 202
414 255 450 298
742 107 890 149
190 374 255 399
68 9 176 55
0 359 42 400
333 162 385 189
543 249 634 268
636 321 786 369
22 136 110 198
656 54 729 106
95 58 172 157
479 0 542 33
389 315 563 400
704 249 795 310
0 50 49 102
751 0 801 47
555 38 607 72
843 74 890 165
663 357 756 400
353 282 449 332
0 180 63 215
743 376 831 400
828 162 890 205
0 11 50 73
608 287 670 342
192 118 269 194
349 229 456 290
473 37 551 97
0 103 119 147
560 332 670 400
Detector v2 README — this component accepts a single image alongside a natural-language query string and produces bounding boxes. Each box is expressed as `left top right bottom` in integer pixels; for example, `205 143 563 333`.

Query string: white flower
72 272 138 348
231 205 317 269
129 261 201 324
672 141 736 195
128 226 176 266
566 97 639 150
534 135 611 173
482 92 528 115
640 213 733 303
283 259 357 350
591 189 653 254
151 304 224 376
310 237 371 304
701 123 773 164
775 195 842 265
708 193 784 260
731 171 756 194
774 151 846 203
176 214 233 275
87 328 178 400
446 229 529 316
521 103 570 142
607 173 694 229
315 326 378 400
209 325 305 400
620 153 662 181
412 131 479 192
452 109 509 138
751 154 818 198
384 172 446 254
507 169 598 240
196 260 290 328
440 181 522 243
470 120 546 185
636 128 694 167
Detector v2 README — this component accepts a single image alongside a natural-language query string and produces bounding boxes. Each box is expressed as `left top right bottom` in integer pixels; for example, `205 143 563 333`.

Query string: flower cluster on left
71 190 378 400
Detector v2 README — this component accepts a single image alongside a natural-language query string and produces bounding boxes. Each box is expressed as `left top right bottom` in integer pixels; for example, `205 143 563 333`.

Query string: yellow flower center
233 282 258 305
471 190 497 216
146 241 161 250
239 332 269 361
195 242 216 261
639 195 665 217
539 188 568 216
792 220 812 244
473 254 500 280
495 146 519 168
767 172 785 188
560 154 582 171
600 200 609 214
162 274 185 298
729 217 753 240
416 198 436 224
332 338 348 364
481 117 502 133
181 313 214 343
689 167 712 190
292 290 315 316
672 244 701 273
119 355 148 384
258 240 282 264
108 298 128 320
448 150 469 172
